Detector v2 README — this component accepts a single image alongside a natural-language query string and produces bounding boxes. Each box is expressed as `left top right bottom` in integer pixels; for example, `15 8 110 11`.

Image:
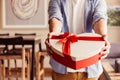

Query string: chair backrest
15 33 36 36
0 33 10 50
15 33 42 51
0 37 23 45
0 37 23 55
0 33 9 36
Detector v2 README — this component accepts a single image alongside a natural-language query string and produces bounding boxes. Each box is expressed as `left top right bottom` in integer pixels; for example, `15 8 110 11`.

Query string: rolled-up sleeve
48 0 63 23
92 0 108 26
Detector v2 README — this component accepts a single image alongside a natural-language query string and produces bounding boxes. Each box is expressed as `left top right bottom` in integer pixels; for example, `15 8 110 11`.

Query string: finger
105 41 111 48
48 32 60 38
101 54 108 59
102 35 108 40
47 32 54 38
102 46 110 51
47 33 52 38
101 50 109 55
100 48 110 58
45 39 50 46
102 46 110 53
102 35 110 47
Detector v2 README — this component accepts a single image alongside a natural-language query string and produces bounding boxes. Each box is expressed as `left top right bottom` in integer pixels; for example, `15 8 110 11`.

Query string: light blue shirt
48 0 107 78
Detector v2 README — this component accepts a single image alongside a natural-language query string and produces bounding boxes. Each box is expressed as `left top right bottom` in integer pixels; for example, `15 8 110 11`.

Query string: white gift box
47 33 105 69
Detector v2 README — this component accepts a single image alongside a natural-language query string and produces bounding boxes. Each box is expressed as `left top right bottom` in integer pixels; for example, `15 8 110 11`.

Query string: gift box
46 32 105 70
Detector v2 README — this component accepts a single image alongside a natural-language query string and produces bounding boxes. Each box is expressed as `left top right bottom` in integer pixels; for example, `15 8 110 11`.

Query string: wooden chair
15 33 45 80
0 33 9 79
0 37 31 80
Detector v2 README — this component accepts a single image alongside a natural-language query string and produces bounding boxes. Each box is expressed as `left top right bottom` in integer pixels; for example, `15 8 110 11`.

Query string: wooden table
101 60 120 80
0 36 41 80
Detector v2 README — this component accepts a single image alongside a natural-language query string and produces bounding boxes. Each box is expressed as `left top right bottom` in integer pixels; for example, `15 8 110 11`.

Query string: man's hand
47 32 60 39
45 32 61 56
101 35 111 59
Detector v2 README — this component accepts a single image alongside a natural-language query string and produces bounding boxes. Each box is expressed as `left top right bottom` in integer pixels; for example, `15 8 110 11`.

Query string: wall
0 0 2 27
108 26 120 43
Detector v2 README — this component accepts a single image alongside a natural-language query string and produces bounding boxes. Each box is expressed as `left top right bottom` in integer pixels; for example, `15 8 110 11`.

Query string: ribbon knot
59 33 78 42
51 32 78 55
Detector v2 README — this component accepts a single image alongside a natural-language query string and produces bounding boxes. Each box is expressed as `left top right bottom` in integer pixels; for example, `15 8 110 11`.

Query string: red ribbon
51 32 78 55
51 32 104 56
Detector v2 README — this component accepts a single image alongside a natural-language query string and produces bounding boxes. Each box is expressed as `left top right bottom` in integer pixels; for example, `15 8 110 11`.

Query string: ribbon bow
51 32 78 55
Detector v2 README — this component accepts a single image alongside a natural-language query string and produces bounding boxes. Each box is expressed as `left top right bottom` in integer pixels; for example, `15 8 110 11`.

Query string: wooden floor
102 60 120 80
3 56 120 80
2 63 120 80
44 68 52 80
1 68 52 80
